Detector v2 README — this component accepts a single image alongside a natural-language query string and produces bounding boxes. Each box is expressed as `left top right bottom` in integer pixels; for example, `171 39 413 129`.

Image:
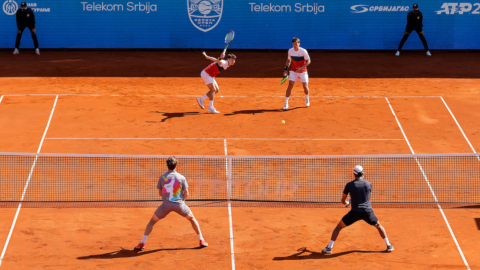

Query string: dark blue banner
0 0 479 49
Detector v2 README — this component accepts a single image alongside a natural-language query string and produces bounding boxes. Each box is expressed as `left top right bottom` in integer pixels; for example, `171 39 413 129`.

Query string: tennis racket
222 30 235 55
280 75 289 85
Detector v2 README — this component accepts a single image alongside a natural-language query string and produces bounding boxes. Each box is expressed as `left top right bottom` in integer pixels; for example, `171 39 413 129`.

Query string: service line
46 137 403 141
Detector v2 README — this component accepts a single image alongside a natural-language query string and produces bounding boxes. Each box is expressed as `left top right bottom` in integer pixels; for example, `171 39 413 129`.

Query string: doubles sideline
386 97 470 270
0 96 58 268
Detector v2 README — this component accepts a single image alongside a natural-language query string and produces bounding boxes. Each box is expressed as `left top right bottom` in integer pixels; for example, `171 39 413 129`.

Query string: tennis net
0 152 479 208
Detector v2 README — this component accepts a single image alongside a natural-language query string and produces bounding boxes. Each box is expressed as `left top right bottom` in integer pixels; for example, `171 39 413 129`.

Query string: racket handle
345 199 351 208
222 48 227 55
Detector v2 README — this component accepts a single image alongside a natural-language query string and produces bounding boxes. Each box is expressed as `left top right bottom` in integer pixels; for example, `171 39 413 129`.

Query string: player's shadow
224 107 303 116
77 246 204 260
148 111 200 122
273 247 385 260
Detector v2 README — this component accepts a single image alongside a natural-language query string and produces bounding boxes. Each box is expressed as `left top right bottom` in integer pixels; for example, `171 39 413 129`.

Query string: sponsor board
436 3 480 14
3 1 50 15
3 0 17 15
248 2 325 14
81 2 157 13
188 0 223 32
350 4 409 13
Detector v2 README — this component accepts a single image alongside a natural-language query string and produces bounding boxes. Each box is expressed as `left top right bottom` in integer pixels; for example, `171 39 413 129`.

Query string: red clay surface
0 51 479 269
0 208 231 270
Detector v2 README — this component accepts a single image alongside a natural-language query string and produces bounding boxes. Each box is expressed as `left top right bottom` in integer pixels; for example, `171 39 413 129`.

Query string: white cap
353 165 364 176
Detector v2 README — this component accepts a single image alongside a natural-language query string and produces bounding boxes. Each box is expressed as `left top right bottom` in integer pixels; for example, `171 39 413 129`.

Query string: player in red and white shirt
196 52 237 114
282 37 311 111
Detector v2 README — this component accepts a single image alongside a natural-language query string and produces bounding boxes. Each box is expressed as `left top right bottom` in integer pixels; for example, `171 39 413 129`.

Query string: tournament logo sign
3 0 18 15
188 0 223 32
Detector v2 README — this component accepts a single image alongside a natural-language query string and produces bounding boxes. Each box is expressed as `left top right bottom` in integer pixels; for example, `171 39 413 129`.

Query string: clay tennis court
0 51 479 269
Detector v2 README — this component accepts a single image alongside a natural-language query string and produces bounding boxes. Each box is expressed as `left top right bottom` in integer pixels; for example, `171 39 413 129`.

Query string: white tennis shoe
426 51 431 56
207 107 220 114
282 103 289 111
305 97 310 107
395 51 400 56
196 98 204 109
13 48 19 55
35 48 40 55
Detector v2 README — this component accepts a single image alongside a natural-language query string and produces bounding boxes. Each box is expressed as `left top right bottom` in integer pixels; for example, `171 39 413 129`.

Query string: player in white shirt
196 52 237 114
283 37 311 111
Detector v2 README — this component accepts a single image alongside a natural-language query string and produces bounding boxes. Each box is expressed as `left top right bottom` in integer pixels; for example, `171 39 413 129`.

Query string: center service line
224 139 236 270
385 97 470 270
0 96 59 268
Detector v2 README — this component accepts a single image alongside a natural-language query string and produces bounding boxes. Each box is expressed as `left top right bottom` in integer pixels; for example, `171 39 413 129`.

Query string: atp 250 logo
436 3 480 14
3 0 18 15
188 0 223 32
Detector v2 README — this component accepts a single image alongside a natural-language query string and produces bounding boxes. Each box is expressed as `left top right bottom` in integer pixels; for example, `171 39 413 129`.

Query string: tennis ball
281 120 285 124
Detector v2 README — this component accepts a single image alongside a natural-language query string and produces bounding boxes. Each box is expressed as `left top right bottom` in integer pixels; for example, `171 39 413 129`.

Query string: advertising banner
0 0 478 49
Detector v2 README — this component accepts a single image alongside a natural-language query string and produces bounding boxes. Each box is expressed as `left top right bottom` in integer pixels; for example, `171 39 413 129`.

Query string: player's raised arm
202 51 223 64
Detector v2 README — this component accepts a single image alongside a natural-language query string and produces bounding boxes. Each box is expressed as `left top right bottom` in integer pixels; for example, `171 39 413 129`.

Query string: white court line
2 94 441 98
440 97 478 153
45 137 403 141
224 139 236 270
386 97 470 270
0 95 58 268
0 95 3 103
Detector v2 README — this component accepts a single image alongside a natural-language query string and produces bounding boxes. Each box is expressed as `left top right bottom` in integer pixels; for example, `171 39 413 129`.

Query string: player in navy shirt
396 3 431 56
322 165 394 254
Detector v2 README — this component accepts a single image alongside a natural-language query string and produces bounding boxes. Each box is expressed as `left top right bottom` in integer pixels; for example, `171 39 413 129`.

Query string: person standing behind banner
395 3 431 56
13 2 40 56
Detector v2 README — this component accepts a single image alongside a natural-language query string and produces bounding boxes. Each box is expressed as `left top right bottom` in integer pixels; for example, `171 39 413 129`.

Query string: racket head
280 75 289 85
225 30 235 45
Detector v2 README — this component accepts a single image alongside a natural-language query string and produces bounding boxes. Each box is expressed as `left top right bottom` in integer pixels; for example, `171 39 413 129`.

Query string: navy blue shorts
342 209 378 226
405 27 423 34
18 25 35 33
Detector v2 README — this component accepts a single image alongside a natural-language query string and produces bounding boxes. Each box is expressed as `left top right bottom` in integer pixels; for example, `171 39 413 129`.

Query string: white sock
305 94 309 99
209 100 214 108
327 240 334 249
384 238 391 246
285 97 289 104
200 94 208 102
141 235 148 244
198 233 204 241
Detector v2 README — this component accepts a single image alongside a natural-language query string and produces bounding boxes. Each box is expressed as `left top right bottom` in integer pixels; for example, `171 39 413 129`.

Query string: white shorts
289 71 309 83
201 70 216 85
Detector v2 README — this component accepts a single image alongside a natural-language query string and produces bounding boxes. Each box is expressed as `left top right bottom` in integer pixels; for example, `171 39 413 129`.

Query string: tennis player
134 157 208 251
196 52 237 114
395 3 431 56
283 37 311 111
322 165 394 254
